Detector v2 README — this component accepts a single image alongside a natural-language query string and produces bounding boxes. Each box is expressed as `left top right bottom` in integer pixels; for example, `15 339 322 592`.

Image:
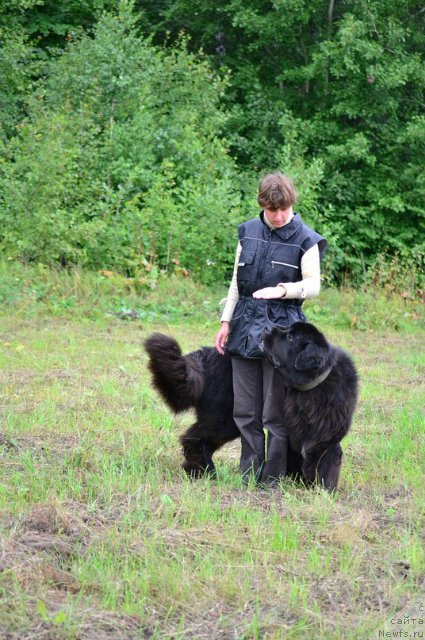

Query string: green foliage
0 260 226 324
308 6 425 278
0 0 116 44
0 6 241 283
0 0 424 285
366 247 425 296
0 30 37 141
140 0 425 282
0 261 423 333
307 286 424 333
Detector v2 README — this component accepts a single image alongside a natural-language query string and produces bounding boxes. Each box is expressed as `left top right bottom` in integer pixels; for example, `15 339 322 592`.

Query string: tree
136 0 425 280
0 5 241 283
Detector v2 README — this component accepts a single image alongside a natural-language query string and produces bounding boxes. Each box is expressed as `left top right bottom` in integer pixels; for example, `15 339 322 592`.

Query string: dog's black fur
144 322 358 491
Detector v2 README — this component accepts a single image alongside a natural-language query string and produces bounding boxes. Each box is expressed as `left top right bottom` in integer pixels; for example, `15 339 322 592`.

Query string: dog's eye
287 333 294 342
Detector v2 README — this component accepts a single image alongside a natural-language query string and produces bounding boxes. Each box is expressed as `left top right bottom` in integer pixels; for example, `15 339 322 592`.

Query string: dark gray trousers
231 357 288 483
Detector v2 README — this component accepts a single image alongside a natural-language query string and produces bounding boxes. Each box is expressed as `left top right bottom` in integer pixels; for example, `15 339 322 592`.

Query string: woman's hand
215 321 230 355
252 286 286 299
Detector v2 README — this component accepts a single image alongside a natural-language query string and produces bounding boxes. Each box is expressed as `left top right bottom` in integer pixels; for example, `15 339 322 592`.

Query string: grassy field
0 290 424 639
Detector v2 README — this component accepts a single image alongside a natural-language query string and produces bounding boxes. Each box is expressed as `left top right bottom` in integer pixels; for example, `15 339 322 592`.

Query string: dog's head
260 322 331 383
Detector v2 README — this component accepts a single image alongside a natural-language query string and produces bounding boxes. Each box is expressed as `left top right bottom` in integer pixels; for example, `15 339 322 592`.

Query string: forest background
0 0 424 292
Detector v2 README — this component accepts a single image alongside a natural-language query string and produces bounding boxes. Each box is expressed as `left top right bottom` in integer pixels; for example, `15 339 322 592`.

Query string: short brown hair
257 172 297 211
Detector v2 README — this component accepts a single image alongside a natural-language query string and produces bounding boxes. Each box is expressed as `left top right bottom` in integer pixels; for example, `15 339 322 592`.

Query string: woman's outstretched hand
252 286 286 299
215 321 230 355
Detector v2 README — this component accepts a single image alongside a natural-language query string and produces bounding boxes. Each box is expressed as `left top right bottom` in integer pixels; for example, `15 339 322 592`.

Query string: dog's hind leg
180 419 239 478
180 425 213 477
302 442 343 492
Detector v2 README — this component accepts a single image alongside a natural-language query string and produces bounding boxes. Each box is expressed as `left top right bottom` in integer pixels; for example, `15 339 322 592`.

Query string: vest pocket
266 300 289 329
237 248 255 285
269 244 300 282
230 298 247 321
238 248 255 267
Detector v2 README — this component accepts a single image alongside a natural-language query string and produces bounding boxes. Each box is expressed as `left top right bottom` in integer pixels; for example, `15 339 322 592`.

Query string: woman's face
264 206 293 228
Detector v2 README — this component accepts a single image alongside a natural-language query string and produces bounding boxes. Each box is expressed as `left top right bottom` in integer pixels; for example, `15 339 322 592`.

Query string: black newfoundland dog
144 322 358 491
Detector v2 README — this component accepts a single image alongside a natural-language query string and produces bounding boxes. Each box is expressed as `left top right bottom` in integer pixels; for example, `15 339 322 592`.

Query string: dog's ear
294 342 326 371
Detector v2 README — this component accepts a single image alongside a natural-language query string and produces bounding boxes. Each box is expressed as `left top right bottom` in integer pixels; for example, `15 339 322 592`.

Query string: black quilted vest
226 212 327 358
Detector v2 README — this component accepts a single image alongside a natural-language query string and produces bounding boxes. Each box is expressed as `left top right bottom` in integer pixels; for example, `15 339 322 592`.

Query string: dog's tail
144 333 204 413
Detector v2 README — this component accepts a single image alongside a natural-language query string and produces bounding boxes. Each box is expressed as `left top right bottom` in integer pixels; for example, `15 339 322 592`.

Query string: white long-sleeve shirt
220 214 321 323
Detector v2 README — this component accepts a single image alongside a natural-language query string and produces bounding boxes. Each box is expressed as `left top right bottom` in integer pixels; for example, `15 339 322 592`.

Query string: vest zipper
271 260 298 269
244 232 273 357
257 232 272 283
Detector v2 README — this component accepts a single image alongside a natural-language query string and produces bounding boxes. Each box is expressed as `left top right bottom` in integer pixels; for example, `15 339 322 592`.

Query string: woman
215 172 327 484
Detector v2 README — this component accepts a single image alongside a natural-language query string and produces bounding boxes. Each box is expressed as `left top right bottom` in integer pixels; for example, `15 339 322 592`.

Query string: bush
0 5 240 284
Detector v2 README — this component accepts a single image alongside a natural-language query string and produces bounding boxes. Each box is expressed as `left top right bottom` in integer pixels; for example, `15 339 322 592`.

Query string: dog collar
293 367 333 391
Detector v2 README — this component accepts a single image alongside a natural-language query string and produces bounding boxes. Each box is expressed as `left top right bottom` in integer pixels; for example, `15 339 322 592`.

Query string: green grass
0 282 424 639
